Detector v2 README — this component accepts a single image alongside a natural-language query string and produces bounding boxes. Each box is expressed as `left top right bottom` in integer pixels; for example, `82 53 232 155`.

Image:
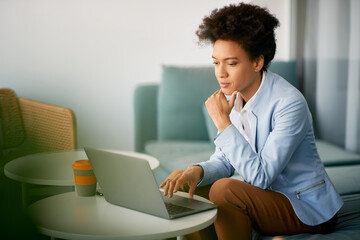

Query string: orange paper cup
72 159 97 196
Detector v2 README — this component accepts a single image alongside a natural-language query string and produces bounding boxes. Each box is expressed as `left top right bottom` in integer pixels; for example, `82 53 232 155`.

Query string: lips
219 82 230 88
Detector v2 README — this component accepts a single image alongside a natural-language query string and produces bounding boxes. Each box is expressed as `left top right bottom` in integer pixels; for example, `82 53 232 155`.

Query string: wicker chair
0 88 76 161
0 88 77 206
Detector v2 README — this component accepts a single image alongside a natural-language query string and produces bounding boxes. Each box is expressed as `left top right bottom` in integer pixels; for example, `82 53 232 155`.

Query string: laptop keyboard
165 203 193 215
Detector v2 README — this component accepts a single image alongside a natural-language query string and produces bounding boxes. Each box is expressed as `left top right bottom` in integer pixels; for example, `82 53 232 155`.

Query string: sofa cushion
316 140 360 166
325 165 360 195
145 140 214 172
157 65 219 141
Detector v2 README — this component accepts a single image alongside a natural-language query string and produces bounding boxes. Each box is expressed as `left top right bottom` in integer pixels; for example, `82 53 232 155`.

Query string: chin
221 88 233 96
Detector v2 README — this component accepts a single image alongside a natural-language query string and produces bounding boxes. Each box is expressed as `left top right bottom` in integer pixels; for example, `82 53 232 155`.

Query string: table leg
21 183 28 208
21 183 75 208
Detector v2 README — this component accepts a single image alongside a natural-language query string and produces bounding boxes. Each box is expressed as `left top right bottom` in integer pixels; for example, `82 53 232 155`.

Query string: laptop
84 147 217 219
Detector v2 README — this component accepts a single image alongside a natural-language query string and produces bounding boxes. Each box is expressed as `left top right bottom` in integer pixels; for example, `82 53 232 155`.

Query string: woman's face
212 39 263 100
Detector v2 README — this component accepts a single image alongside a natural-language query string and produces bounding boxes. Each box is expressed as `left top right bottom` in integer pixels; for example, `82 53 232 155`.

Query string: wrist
215 118 231 132
188 165 203 180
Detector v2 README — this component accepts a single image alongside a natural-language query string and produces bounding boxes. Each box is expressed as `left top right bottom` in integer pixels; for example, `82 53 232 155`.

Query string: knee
209 178 243 205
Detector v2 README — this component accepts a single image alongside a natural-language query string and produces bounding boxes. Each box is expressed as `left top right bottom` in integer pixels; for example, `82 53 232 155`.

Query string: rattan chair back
19 98 76 152
0 88 76 160
0 88 26 149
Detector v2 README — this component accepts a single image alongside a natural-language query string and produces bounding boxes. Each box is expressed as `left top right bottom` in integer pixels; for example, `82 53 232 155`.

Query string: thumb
228 91 237 108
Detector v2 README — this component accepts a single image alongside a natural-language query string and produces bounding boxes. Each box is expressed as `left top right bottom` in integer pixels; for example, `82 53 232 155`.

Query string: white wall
0 0 292 151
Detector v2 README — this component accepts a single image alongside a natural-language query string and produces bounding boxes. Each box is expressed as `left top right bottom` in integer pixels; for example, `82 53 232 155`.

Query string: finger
159 180 166 188
211 89 221 97
168 180 176 198
162 181 169 196
175 175 190 193
188 184 196 199
173 180 181 193
229 91 237 107
217 90 228 101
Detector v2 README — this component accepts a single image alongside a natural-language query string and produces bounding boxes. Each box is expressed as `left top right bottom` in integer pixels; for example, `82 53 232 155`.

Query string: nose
216 64 228 79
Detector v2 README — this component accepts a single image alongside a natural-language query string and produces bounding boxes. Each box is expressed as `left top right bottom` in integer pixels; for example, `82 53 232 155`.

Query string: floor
0 163 48 240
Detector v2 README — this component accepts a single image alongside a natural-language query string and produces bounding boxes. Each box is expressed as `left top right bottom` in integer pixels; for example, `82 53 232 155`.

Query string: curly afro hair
196 3 280 70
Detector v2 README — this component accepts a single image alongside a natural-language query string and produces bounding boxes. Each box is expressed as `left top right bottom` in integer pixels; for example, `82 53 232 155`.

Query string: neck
240 71 262 103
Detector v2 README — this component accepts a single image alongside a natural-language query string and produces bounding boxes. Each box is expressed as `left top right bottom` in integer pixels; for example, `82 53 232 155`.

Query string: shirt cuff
214 124 238 149
193 161 221 187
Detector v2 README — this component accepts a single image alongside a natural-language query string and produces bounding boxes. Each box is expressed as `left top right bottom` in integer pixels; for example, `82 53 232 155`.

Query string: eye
228 62 238 66
213 61 219 65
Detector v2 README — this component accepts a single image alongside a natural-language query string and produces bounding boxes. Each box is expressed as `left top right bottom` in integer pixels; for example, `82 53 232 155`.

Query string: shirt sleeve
196 145 235 187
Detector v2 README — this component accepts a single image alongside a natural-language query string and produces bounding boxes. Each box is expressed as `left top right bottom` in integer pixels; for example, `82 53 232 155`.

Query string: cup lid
72 159 93 170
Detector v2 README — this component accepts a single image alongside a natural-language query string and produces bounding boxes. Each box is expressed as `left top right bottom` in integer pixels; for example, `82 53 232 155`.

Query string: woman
160 3 343 239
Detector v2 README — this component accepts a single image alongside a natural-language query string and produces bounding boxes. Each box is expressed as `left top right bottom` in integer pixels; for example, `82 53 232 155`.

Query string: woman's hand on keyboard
160 166 203 199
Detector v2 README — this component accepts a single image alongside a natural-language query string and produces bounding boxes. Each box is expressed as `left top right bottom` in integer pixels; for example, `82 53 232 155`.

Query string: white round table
27 191 217 240
4 149 159 206
5 149 159 185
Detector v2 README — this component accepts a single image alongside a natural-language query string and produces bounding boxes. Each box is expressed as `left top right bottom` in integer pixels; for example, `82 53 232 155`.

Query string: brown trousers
187 178 337 240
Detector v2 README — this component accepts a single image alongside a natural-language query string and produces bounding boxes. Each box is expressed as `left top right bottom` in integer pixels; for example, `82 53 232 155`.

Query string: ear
253 55 264 72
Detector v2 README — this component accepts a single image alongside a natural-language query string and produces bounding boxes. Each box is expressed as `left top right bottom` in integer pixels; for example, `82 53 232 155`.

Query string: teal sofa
134 62 360 239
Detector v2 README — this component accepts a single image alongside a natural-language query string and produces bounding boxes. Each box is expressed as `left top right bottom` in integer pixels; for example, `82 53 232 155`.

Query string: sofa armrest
134 84 159 152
